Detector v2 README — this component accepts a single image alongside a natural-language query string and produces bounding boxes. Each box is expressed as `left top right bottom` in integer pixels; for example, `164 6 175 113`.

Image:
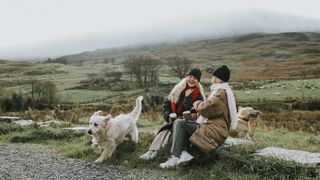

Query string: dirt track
0 143 165 180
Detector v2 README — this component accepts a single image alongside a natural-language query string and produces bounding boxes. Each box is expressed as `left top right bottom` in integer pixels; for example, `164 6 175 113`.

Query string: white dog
88 96 143 163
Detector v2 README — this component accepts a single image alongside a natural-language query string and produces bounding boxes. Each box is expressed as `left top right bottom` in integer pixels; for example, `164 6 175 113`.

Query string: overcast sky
1 0 320 59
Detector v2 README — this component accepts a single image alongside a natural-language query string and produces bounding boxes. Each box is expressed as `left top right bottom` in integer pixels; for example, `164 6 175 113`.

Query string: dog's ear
101 116 111 127
93 110 103 116
238 106 243 111
103 114 112 127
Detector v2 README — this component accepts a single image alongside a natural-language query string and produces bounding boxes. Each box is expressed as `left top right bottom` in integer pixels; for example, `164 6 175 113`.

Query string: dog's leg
246 123 252 140
94 140 116 164
92 143 102 154
129 126 139 144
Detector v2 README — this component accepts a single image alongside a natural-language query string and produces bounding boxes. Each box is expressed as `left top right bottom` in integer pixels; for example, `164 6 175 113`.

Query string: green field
1 32 320 179
1 32 319 104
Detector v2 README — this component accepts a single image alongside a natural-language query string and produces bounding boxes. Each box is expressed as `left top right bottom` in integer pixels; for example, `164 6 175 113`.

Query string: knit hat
186 67 201 81
212 65 230 82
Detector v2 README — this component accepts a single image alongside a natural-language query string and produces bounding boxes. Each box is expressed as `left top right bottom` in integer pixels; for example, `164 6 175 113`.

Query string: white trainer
139 150 157 160
160 156 179 169
177 151 194 166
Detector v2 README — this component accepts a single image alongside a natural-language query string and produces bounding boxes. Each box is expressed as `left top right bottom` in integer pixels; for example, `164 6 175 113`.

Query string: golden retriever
229 106 261 140
88 96 143 163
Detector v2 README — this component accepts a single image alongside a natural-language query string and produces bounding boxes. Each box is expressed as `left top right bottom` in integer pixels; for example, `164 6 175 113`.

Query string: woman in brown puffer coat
160 65 238 169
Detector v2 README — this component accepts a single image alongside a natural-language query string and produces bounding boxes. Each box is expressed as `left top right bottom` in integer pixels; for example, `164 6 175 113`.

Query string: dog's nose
88 129 92 135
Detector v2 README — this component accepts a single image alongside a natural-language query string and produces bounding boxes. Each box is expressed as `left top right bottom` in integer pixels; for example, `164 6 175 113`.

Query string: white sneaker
160 156 179 169
139 150 157 160
177 151 194 166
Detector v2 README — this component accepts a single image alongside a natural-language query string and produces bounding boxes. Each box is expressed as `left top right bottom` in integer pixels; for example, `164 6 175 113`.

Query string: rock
12 120 35 126
37 120 67 128
255 147 320 167
62 127 88 134
0 116 22 123
217 137 254 149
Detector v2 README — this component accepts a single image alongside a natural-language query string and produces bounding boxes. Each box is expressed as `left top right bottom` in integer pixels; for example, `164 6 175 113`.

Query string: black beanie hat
212 65 230 82
186 67 201 81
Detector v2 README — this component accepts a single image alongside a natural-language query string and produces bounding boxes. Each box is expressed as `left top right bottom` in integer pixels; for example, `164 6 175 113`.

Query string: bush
9 128 84 143
0 123 24 135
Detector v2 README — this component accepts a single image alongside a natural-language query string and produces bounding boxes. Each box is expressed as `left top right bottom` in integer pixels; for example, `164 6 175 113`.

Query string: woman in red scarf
139 68 205 160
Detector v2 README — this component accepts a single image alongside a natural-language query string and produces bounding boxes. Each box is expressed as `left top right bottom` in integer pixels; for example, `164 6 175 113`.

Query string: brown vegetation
252 110 320 134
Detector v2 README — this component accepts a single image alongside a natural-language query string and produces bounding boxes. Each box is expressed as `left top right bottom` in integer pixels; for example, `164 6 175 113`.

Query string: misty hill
61 32 320 63
2 10 320 60
53 32 320 80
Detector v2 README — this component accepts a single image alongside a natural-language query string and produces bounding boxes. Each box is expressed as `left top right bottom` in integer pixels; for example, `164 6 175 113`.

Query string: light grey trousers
171 119 198 157
149 129 172 151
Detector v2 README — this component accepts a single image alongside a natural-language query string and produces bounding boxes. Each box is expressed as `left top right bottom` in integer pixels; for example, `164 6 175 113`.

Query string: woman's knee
173 119 185 127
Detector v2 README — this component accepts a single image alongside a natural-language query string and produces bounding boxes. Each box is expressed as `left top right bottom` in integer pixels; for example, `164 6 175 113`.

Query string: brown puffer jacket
190 89 231 153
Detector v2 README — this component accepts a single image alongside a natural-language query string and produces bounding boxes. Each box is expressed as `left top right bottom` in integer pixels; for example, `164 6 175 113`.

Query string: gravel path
0 143 166 180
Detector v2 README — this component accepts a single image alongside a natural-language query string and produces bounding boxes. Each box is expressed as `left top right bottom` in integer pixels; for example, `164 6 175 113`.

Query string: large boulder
0 116 22 123
12 120 35 126
255 147 320 167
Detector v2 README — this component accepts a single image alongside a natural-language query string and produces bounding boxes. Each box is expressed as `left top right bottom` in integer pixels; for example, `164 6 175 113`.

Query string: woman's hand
193 100 202 109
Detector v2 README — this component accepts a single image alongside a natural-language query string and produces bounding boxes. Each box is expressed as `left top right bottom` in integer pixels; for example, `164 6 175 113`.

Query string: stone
62 127 88 134
37 120 67 128
12 120 35 126
0 116 22 123
255 147 320 166
217 137 254 149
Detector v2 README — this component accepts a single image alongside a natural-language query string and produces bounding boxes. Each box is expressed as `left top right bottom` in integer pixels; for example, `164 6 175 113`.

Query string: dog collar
238 116 250 121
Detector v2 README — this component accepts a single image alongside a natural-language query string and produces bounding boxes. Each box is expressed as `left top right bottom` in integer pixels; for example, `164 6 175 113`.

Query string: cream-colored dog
88 96 143 163
229 106 261 140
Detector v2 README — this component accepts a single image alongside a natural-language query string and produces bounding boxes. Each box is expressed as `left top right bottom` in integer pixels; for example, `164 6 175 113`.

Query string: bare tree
33 81 57 107
104 71 122 81
124 55 144 86
166 56 193 79
123 55 161 86
149 59 160 83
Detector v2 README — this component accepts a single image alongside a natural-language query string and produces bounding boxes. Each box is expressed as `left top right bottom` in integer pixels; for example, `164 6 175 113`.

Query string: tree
11 93 23 111
123 55 161 86
166 56 193 79
33 81 57 107
123 55 144 86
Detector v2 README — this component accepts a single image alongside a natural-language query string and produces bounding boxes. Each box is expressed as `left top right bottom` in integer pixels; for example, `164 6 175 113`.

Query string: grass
1 32 320 104
234 78 320 102
0 121 319 179
1 32 320 178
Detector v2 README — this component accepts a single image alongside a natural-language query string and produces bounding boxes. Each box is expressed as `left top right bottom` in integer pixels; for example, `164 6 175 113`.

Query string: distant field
1 32 320 104
0 62 319 103
234 78 320 102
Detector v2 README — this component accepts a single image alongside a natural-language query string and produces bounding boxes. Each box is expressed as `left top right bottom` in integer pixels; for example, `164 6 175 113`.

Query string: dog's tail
129 96 143 123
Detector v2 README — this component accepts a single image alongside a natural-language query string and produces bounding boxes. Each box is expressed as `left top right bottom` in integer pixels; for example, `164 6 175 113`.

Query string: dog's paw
94 158 104 164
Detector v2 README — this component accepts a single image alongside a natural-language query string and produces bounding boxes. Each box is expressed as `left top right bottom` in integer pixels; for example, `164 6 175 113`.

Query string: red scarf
171 84 200 115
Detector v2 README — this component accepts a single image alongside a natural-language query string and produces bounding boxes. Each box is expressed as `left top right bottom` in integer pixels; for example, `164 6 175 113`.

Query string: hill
1 32 319 104
60 32 320 79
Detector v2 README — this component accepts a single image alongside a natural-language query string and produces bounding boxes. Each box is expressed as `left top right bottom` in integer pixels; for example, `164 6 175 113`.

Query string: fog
1 0 320 60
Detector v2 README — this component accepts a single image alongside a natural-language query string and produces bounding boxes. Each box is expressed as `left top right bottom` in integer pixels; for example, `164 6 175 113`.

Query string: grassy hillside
61 32 320 79
0 32 319 104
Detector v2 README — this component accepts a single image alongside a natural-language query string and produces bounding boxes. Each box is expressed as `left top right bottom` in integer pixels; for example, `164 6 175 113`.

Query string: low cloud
1 10 320 60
